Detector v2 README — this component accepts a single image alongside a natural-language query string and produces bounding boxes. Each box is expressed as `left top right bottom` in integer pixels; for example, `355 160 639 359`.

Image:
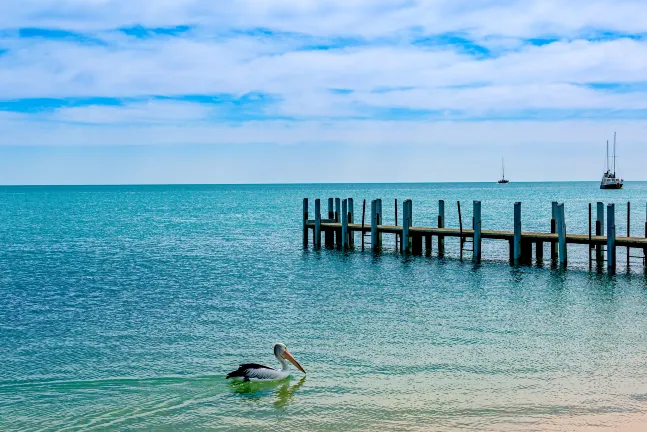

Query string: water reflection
229 377 306 409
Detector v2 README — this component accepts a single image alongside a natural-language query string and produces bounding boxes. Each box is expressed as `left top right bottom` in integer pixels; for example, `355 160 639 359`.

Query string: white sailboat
600 133 623 189
498 158 509 184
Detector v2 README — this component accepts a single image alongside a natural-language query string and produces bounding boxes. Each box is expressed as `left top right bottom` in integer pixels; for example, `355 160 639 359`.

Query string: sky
1 0 646 184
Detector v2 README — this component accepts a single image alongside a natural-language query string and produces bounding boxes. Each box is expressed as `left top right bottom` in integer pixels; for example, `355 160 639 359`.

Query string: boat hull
600 183 623 189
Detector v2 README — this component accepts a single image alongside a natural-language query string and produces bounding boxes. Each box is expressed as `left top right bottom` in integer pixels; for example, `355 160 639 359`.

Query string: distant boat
498 158 509 184
600 133 623 190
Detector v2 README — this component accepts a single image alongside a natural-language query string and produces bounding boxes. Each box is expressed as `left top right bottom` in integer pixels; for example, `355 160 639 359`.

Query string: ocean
1 182 647 431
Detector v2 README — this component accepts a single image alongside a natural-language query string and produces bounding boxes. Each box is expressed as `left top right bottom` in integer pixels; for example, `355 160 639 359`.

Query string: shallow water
1 183 647 431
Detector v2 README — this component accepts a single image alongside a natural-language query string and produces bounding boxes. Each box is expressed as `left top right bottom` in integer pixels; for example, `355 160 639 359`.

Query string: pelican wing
227 363 279 381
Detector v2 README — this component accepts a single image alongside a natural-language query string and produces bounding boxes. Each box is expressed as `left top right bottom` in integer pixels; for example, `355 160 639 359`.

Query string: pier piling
438 200 445 257
551 202 558 263
335 198 342 249
473 201 482 263
513 202 522 265
557 203 567 267
607 203 616 274
371 200 379 251
303 198 309 248
627 202 631 271
314 199 321 248
348 198 355 248
325 198 334 247
402 200 412 254
341 199 348 249
596 202 604 267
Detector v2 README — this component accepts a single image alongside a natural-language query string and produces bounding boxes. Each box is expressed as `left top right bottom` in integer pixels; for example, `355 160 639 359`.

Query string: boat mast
502 158 505 180
606 140 609 173
613 132 616 175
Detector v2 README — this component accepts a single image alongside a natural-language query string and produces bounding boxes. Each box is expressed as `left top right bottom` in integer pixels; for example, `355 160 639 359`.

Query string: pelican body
226 343 306 382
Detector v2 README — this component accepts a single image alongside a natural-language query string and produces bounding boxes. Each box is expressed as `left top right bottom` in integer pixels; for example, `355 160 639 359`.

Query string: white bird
226 343 306 381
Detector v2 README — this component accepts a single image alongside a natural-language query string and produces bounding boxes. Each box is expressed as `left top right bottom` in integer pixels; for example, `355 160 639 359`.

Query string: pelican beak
282 349 306 374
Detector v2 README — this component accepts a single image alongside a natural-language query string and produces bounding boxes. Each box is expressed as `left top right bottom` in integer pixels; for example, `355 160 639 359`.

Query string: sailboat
498 158 509 184
600 132 623 189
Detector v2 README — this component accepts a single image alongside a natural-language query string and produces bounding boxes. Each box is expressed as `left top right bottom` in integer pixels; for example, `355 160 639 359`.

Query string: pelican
226 343 306 381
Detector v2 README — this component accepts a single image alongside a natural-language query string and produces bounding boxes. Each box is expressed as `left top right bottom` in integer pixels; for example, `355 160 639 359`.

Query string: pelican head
274 343 306 374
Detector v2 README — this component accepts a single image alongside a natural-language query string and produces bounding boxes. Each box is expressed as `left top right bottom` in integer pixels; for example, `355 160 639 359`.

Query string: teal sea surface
2 182 647 431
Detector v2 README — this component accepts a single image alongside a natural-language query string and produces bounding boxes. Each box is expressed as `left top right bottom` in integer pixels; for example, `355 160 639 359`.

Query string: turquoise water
2 182 647 431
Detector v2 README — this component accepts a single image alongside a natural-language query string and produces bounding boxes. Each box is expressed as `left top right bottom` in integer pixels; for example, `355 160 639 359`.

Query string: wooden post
361 199 366 251
607 203 616 274
550 201 557 265
509 239 514 265
325 198 334 247
627 201 631 271
425 233 432 257
588 203 592 269
341 199 348 249
335 198 342 249
412 234 422 256
557 203 567 267
458 201 464 260
314 199 321 248
644 202 646 270
473 200 482 263
303 198 309 248
596 202 604 267
394 198 398 251
513 202 522 265
348 198 354 249
371 200 378 252
376 199 383 248
536 241 544 266
438 200 445 257
402 199 412 254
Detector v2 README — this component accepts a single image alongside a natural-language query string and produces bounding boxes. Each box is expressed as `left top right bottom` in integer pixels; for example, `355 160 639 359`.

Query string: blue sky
1 0 647 184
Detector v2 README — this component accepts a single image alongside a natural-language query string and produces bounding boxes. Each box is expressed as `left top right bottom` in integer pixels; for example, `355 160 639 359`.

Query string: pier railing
302 198 647 274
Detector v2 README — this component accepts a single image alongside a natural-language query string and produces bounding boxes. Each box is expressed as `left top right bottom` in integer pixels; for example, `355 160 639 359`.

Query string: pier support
596 202 604 267
536 241 544 266
314 199 321 248
438 200 445 257
473 200 482 263
607 203 616 274
425 234 432 257
557 203 567 267
371 200 379 252
551 201 558 263
402 200 412 253
513 202 522 265
348 198 354 249
341 199 348 249
325 198 334 247
335 198 342 249
303 198 309 247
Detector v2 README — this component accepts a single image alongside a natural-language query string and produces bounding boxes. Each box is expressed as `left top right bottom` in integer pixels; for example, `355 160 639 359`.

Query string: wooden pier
303 198 647 274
